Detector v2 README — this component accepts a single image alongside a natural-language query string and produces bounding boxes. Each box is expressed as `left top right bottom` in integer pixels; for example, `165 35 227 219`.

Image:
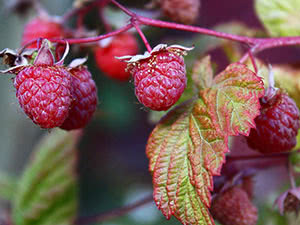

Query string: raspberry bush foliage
1 0 300 225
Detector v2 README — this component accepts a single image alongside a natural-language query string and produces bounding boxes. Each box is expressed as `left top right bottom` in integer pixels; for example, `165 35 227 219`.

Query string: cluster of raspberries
0 40 98 130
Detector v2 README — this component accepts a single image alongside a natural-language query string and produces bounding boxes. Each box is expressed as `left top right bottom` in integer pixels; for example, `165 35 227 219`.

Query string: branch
74 194 153 225
52 23 134 44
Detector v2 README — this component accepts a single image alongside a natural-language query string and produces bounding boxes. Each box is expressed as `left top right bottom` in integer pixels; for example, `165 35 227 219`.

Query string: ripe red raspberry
121 44 191 111
60 66 98 130
211 187 258 225
94 33 138 81
160 0 200 24
14 65 72 128
21 16 65 48
247 91 300 154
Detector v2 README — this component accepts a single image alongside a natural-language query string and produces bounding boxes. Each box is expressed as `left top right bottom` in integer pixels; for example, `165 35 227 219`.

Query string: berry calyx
246 90 300 154
60 62 98 130
21 16 65 48
119 44 192 111
94 33 138 81
211 187 258 225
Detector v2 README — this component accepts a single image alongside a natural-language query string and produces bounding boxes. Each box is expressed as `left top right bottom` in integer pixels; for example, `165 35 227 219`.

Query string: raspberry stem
62 0 110 22
25 0 300 63
288 161 296 189
74 194 153 225
52 23 134 44
132 21 152 52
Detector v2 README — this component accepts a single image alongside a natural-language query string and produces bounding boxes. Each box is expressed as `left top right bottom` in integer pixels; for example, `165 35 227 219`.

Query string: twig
74 194 153 225
51 23 134 44
288 161 296 189
132 20 152 52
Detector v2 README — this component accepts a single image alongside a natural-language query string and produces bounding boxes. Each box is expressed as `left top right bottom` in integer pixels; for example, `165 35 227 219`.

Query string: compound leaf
147 63 264 225
12 129 81 225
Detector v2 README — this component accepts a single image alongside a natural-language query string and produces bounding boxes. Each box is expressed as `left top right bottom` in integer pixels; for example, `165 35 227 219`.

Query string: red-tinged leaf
146 62 264 225
212 63 265 136
192 55 213 89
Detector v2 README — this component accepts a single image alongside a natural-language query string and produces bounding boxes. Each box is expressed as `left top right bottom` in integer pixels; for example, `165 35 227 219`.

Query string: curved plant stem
288 161 296 189
110 0 135 17
75 194 153 225
62 0 110 22
51 23 134 44
248 50 258 73
138 16 257 45
132 20 152 52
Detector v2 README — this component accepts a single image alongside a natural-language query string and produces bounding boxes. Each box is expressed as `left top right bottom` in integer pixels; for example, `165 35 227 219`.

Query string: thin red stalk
99 7 112 32
76 12 85 31
239 52 249 64
256 37 300 51
288 161 296 188
248 50 258 73
110 0 135 17
62 0 110 22
138 16 256 45
75 194 153 225
132 22 152 52
51 23 134 44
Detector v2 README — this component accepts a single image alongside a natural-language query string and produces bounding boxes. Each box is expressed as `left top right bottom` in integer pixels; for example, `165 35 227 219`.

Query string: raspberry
211 187 258 225
121 44 192 111
160 0 200 25
247 91 300 154
21 16 65 48
60 66 98 130
94 33 138 81
14 65 72 129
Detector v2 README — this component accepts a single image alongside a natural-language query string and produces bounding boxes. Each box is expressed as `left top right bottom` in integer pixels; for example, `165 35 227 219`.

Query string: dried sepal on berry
0 48 36 74
275 187 300 215
117 44 193 63
118 44 193 111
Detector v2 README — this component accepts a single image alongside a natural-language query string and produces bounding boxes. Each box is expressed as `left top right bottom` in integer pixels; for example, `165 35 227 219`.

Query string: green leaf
12 129 81 225
147 63 264 225
255 0 300 37
192 56 213 90
0 172 18 201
